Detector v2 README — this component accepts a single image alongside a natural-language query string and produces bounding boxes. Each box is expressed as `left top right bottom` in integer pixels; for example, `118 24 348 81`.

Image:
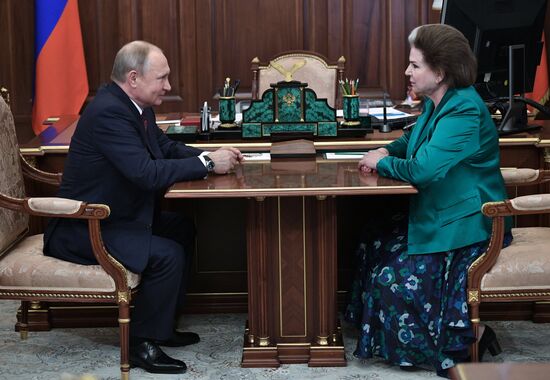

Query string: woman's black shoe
478 325 502 361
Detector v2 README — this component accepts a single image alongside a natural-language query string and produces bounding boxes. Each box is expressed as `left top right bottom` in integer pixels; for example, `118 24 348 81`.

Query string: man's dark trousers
130 211 195 341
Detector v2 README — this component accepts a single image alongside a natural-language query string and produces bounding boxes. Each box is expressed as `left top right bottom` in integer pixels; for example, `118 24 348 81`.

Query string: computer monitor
441 0 548 134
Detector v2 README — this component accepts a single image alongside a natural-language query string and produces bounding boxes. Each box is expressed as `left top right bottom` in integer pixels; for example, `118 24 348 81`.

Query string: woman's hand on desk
358 172 379 186
358 148 388 173
207 147 243 174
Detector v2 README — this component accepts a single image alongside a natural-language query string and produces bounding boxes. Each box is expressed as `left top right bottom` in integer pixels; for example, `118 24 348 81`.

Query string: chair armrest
0 192 110 220
27 197 83 215
24 196 110 219
19 153 62 186
501 168 550 186
469 194 550 292
0 193 131 292
482 194 550 217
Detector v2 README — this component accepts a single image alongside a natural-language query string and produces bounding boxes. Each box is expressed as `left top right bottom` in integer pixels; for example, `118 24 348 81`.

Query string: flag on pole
32 0 88 135
526 34 549 115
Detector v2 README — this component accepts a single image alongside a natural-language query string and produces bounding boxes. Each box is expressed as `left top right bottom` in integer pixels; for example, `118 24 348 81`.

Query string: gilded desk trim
498 137 540 145
537 139 550 147
166 185 416 199
21 137 545 156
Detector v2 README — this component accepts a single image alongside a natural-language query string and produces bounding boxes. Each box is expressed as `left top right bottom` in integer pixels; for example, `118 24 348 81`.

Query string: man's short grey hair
111 40 163 83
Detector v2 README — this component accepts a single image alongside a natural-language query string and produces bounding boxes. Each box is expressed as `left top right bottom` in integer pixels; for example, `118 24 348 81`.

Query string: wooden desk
166 157 416 367
450 362 550 380
16 115 550 333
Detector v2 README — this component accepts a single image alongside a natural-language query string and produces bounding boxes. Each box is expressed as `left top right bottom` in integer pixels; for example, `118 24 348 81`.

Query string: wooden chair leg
470 304 480 362
19 301 30 340
118 300 131 380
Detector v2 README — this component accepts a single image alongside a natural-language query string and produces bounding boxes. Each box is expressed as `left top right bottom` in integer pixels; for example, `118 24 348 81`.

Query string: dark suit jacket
44 82 206 273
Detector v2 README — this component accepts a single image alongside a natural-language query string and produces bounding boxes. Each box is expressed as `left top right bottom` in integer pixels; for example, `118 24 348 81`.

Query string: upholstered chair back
253 52 345 108
0 96 28 255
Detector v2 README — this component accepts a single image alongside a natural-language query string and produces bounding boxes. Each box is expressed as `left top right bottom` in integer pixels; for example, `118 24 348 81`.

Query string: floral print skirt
345 213 508 378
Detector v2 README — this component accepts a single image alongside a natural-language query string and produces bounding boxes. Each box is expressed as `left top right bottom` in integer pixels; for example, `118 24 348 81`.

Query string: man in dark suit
44 40 242 374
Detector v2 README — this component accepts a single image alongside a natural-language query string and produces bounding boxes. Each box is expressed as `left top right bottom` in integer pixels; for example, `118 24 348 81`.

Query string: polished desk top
166 157 417 198
19 115 550 156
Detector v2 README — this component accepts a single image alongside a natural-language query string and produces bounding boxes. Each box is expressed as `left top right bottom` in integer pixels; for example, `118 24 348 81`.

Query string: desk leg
242 197 279 367
309 196 346 366
241 196 345 367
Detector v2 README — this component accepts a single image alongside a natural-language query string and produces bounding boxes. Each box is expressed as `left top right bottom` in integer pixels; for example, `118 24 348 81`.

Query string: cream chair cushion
258 54 338 107
0 234 140 292
501 168 539 184
481 227 550 291
0 96 28 255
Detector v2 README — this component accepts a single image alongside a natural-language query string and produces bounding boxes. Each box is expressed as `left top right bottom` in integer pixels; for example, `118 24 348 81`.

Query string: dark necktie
141 114 161 159
141 115 148 131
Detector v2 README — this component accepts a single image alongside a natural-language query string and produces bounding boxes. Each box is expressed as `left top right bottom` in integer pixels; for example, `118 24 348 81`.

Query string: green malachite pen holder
342 95 360 126
219 96 236 128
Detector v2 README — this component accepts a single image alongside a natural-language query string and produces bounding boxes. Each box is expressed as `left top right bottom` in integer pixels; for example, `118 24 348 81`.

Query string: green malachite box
242 81 337 138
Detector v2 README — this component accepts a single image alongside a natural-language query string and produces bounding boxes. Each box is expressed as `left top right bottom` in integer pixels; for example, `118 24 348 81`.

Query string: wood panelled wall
0 0 438 143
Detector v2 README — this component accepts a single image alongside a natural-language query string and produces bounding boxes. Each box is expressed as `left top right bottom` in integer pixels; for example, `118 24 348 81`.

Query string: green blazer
377 86 510 254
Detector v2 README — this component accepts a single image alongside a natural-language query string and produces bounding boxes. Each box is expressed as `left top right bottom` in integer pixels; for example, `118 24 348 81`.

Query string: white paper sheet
368 107 412 120
241 152 271 161
324 152 367 160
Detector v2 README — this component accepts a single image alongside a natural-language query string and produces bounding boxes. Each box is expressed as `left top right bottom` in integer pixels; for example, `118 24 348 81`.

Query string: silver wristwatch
204 155 215 172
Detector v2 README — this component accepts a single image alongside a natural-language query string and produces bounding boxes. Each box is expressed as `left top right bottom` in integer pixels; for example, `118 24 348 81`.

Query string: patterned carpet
0 300 549 380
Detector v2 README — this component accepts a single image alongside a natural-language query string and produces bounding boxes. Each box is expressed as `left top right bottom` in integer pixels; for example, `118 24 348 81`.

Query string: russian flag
32 0 88 135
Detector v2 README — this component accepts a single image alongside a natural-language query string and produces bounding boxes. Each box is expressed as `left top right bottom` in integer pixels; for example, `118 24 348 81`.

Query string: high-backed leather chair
251 50 345 108
0 95 140 379
468 168 550 361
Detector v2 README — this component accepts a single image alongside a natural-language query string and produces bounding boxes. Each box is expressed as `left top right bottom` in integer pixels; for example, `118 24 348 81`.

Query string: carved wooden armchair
251 50 346 108
468 168 550 361
0 96 140 379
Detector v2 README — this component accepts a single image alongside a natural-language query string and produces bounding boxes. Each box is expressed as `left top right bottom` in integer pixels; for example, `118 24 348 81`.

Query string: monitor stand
498 99 541 136
496 44 542 136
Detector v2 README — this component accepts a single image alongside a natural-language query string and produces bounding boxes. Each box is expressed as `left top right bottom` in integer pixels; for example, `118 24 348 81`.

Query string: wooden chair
0 95 140 379
468 168 550 361
251 50 345 109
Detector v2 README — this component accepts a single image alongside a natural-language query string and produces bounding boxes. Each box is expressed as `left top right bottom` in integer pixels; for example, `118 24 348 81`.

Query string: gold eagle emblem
269 59 307 82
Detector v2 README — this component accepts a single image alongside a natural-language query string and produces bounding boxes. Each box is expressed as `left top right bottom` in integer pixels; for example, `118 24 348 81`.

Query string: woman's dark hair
408 24 477 89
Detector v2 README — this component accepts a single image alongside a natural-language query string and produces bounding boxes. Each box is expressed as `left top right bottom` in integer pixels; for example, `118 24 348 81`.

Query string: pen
232 79 240 97
340 78 360 96
224 77 230 96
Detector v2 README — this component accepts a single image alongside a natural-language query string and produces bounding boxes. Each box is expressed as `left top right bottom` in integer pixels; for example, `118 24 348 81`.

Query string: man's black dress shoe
478 325 502 361
129 341 186 374
155 331 200 347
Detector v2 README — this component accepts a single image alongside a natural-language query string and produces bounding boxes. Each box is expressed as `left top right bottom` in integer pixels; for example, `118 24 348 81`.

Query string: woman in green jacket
347 24 512 377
